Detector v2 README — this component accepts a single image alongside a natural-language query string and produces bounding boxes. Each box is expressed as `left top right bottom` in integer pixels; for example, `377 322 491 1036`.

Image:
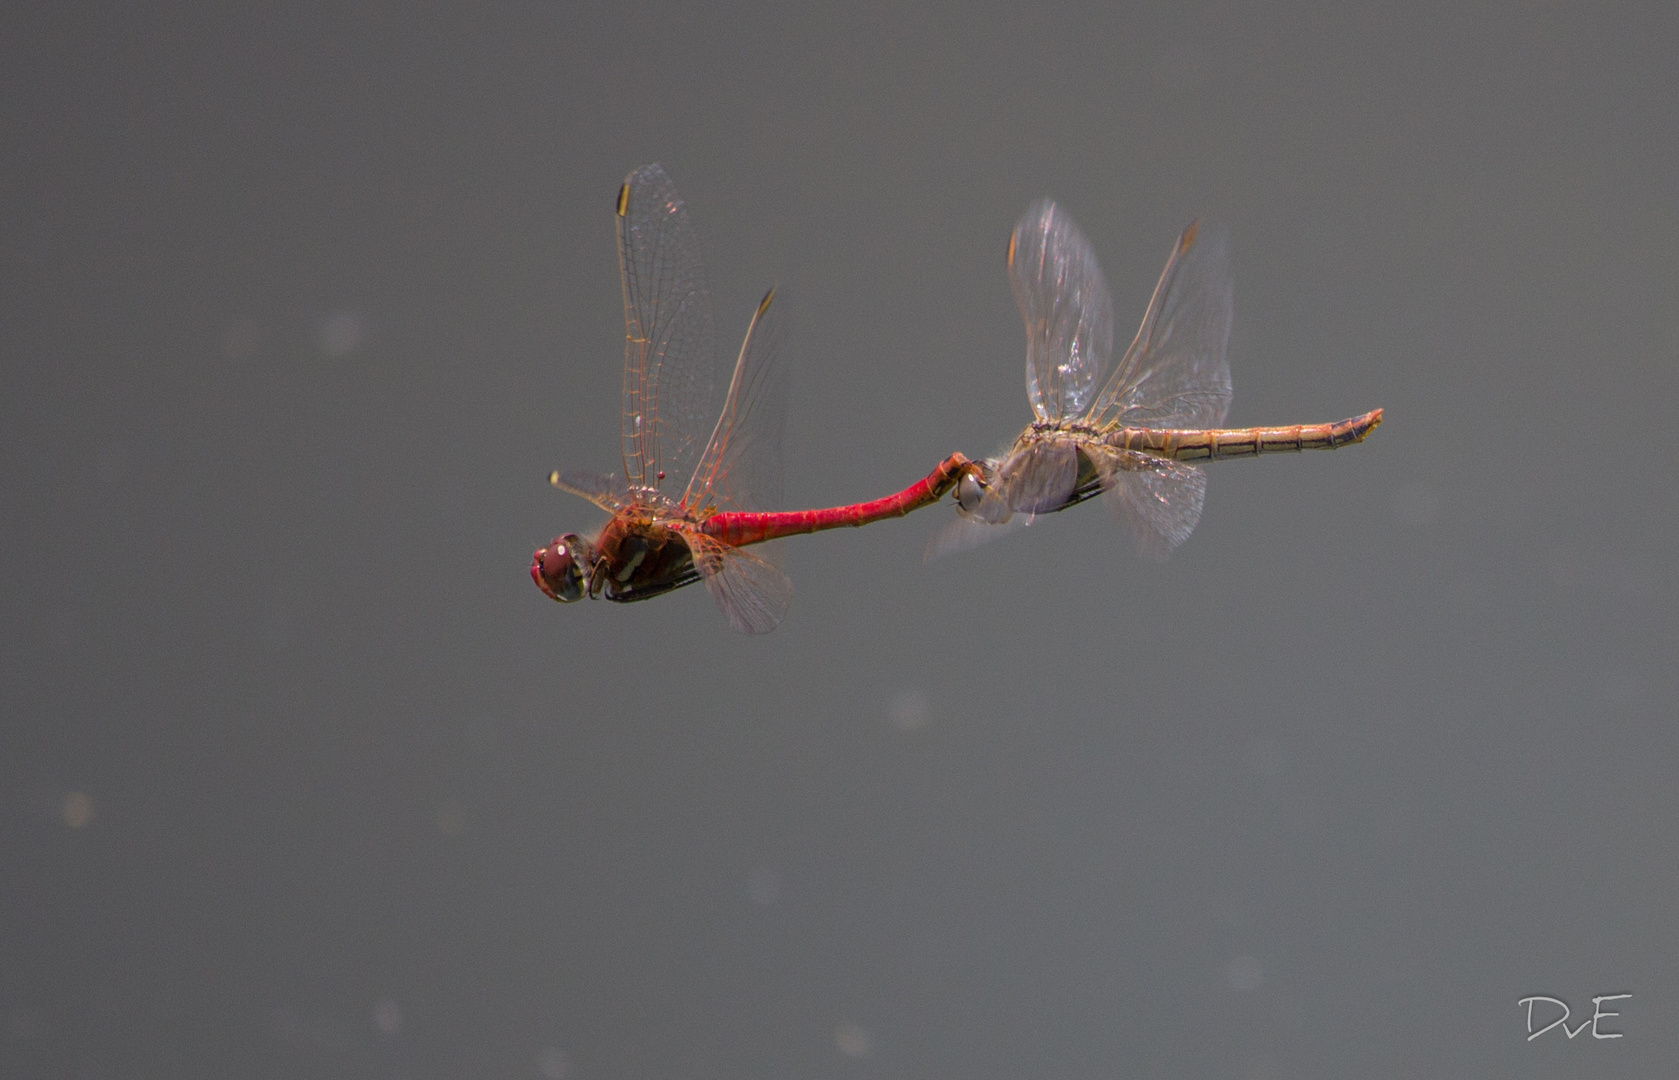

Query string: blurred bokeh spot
747 866 782 905
834 1021 874 1058
317 310 365 357
436 798 467 837
537 1045 570 1079
1227 955 1265 992
1390 480 1441 526
61 790 94 828
373 998 402 1036
888 688 931 731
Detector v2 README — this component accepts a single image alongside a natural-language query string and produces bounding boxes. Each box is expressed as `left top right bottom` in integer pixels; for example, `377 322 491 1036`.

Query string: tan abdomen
1112 408 1383 461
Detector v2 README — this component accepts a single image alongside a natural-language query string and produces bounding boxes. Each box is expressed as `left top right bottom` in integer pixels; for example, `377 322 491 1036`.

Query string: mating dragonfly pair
532 165 1382 633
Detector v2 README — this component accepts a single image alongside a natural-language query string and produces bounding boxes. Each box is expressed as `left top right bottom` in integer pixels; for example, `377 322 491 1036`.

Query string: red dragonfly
533 165 978 633
936 200 1381 558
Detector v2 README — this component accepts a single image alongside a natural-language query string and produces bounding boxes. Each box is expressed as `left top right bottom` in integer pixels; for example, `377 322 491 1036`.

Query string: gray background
2 2 1674 1077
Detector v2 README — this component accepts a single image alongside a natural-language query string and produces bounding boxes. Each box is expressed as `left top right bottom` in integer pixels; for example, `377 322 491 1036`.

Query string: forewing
996 437 1079 516
1009 200 1115 422
1097 450 1208 561
683 289 787 513
683 532 793 635
617 164 717 495
924 437 1078 558
549 468 631 513
924 512 1033 560
1091 220 1233 430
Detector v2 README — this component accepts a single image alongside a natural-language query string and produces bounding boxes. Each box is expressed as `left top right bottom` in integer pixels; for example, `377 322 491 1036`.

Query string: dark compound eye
532 537 586 602
956 471 987 514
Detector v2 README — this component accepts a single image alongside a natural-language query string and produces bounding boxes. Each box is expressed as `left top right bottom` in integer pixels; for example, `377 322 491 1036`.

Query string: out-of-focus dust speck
373 998 401 1036
436 798 466 837
318 311 365 357
1391 481 1440 526
747 866 782 905
62 791 94 828
268 1007 301 1042
537 1045 570 1078
1153 47 1208 89
149 989 180 1022
1597 670 1641 707
1228 955 1264 991
223 318 258 361
259 604 292 649
888 689 930 731
1216 893 1253 930
4 1009 42 1041
47 608 79 650
1246 736 1286 777
466 715 500 753
95 444 128 487
1546 543 1579 590
834 1021 874 1058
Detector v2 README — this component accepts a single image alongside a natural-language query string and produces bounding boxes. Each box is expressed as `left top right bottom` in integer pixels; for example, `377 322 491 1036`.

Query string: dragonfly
533 164 980 633
937 200 1382 559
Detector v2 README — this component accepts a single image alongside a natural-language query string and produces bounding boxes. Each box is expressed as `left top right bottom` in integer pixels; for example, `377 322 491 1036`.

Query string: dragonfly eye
532 534 590 602
955 470 988 515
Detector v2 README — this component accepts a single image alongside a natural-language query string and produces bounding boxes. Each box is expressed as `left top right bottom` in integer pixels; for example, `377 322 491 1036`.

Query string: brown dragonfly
935 201 1381 559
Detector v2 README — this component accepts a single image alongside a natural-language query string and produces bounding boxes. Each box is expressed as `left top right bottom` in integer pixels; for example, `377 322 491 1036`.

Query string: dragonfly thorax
589 517 701 602
1025 418 1106 440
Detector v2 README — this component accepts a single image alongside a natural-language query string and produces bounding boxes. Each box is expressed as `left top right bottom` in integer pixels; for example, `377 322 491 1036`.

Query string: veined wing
683 288 787 514
995 437 1081 516
1089 220 1233 431
549 468 632 513
617 164 717 497
1093 447 1207 560
925 510 1034 559
1008 200 1114 422
683 531 793 634
924 436 1080 557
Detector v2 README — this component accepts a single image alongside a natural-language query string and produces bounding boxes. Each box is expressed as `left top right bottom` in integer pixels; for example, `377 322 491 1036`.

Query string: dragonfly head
955 468 988 514
532 533 594 602
953 460 1015 524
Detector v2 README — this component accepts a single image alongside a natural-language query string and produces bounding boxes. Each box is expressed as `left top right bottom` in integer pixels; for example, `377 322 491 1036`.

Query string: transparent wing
682 288 787 514
924 512 1034 560
1095 449 1208 561
549 468 631 513
1090 220 1233 430
1008 200 1115 422
617 164 717 496
995 438 1080 516
683 532 793 635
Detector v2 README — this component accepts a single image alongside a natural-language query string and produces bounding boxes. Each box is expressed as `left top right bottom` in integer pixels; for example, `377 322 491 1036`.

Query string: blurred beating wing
996 437 1080 516
923 437 1078 559
1090 220 1233 431
1008 200 1115 422
925 510 1034 560
683 532 793 634
549 468 631 513
617 164 717 496
1096 449 1208 560
683 288 787 514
